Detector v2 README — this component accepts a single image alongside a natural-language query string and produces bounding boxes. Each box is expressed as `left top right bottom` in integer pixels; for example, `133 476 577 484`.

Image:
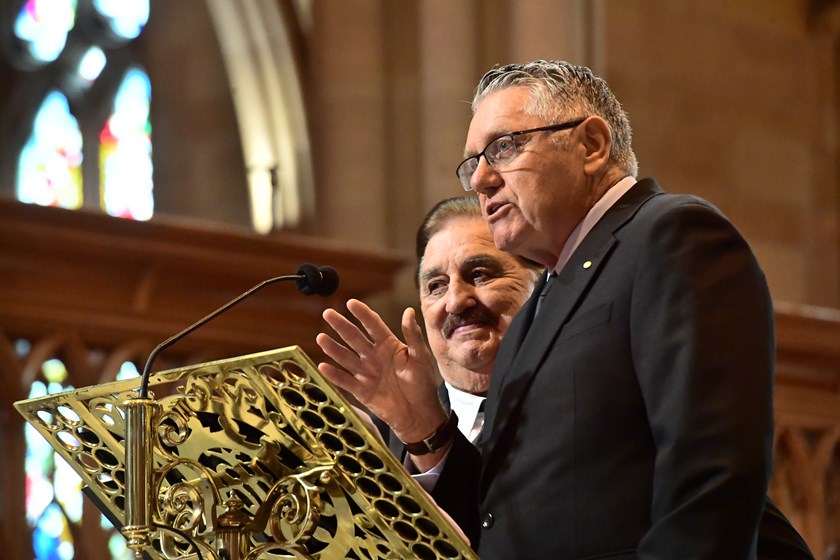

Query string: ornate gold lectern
15 346 477 560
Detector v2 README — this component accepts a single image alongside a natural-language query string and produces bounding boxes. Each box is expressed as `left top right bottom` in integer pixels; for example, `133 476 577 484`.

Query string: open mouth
485 201 508 218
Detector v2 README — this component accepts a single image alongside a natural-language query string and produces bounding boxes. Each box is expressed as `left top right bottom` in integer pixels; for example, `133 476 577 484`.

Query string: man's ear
580 116 612 175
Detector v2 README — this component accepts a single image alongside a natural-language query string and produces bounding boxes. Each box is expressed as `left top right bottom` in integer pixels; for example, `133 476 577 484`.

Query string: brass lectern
15 346 477 560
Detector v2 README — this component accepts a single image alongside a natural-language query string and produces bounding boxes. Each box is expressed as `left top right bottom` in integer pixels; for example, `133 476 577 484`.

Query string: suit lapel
475 269 546 452
479 179 664 464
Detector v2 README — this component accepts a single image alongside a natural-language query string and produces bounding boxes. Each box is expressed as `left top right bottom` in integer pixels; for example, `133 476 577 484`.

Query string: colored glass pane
77 47 107 83
100 516 133 560
116 361 140 380
16 338 32 357
33 503 74 560
14 0 78 63
100 68 153 220
17 91 83 209
25 359 77 560
93 0 149 40
42 358 69 383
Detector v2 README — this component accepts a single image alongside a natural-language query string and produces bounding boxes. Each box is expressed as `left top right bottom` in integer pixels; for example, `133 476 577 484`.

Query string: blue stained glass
116 361 140 380
33 503 74 560
14 0 78 64
93 0 149 40
25 359 78 559
17 91 83 209
15 338 32 357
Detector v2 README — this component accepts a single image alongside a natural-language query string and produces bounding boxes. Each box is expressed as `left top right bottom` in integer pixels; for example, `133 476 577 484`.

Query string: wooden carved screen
0 198 405 560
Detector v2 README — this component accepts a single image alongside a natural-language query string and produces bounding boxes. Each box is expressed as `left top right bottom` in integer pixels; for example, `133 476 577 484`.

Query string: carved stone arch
20 332 96 389
204 0 314 233
96 339 154 384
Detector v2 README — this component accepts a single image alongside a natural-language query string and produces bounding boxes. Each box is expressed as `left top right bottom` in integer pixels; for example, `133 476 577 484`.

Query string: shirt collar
552 176 637 274
444 381 485 437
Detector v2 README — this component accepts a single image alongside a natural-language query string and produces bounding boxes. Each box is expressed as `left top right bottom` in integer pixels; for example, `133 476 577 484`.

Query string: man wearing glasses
318 60 813 559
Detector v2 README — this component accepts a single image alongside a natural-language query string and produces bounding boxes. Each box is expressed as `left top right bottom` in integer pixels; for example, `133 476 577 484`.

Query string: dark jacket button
481 512 494 529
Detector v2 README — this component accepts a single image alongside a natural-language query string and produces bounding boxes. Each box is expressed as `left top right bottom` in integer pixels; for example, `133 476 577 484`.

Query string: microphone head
317 266 339 296
296 264 340 296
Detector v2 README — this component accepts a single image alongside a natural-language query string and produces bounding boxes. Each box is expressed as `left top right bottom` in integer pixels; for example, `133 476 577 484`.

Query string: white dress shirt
445 381 486 442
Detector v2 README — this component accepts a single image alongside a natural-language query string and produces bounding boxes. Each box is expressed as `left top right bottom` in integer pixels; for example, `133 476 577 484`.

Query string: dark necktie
534 271 556 317
470 399 486 442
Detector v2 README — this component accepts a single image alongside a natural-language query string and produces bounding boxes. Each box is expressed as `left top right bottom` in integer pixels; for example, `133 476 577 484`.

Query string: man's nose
470 156 502 195
445 279 476 314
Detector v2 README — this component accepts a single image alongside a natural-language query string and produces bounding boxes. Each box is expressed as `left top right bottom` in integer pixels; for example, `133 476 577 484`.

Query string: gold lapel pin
583 260 592 269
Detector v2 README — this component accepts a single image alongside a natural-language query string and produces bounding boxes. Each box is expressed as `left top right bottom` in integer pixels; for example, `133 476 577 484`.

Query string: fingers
401 307 427 351
347 299 396 343
317 361 359 393
316 332 361 372
322 307 373 354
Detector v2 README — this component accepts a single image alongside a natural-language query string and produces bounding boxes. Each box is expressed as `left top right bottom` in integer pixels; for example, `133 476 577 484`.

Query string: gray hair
472 60 638 177
415 196 543 288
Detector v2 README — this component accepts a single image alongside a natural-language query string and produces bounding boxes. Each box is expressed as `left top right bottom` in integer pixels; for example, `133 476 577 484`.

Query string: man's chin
451 342 498 367
490 226 524 254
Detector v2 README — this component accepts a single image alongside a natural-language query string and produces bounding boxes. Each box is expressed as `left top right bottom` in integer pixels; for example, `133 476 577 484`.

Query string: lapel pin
583 260 592 269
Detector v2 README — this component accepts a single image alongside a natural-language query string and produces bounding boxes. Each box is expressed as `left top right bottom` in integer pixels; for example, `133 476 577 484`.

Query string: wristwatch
401 412 458 456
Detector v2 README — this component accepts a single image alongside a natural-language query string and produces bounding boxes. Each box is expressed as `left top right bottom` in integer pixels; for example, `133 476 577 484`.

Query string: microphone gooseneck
137 264 339 398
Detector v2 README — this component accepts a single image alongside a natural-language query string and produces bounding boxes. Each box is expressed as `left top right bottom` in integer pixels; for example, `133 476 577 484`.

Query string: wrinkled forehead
419 217 507 276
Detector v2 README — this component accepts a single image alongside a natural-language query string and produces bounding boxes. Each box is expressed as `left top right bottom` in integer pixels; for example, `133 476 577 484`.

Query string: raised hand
316 299 448 445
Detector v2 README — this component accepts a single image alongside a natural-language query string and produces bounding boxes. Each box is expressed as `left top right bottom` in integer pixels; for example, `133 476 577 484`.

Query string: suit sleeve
630 200 775 558
430 431 482 548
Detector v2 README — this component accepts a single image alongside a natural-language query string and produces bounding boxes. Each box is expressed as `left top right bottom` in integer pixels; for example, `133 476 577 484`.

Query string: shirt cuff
405 446 451 492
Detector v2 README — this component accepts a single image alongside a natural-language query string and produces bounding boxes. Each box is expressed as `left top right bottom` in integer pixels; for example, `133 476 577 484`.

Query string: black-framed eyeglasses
455 118 586 191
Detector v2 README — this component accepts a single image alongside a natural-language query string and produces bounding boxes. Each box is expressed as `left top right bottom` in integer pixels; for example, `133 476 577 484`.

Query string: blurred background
1 0 839 558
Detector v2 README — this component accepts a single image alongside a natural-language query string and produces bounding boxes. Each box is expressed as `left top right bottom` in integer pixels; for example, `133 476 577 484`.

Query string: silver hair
472 60 639 177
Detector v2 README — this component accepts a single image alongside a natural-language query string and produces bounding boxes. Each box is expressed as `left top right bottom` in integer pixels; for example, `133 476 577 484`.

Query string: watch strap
401 411 458 456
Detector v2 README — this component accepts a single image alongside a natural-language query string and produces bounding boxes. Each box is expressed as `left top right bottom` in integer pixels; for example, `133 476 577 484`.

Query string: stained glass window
25 358 80 560
23 349 140 560
100 68 153 220
17 91 84 209
11 2 155 558
77 47 107 84
13 0 153 222
93 0 149 40
14 0 78 65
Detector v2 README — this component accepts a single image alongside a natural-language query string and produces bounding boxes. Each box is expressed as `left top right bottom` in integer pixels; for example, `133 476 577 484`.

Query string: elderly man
389 196 541 431
318 60 813 559
320 195 541 542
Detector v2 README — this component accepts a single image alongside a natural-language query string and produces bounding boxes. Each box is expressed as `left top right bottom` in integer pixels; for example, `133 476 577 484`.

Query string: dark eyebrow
462 254 502 270
419 254 502 284
419 265 443 284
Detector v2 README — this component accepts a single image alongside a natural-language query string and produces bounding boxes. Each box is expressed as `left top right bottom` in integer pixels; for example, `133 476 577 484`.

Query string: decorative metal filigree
15 346 476 560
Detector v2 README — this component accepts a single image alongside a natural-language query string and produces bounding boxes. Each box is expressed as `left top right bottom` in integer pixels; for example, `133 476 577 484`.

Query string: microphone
137 263 339 398
296 263 340 296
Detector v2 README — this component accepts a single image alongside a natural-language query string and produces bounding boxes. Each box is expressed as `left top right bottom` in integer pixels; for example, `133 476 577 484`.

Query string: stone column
308 1 389 249
508 0 590 65
418 0 481 209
